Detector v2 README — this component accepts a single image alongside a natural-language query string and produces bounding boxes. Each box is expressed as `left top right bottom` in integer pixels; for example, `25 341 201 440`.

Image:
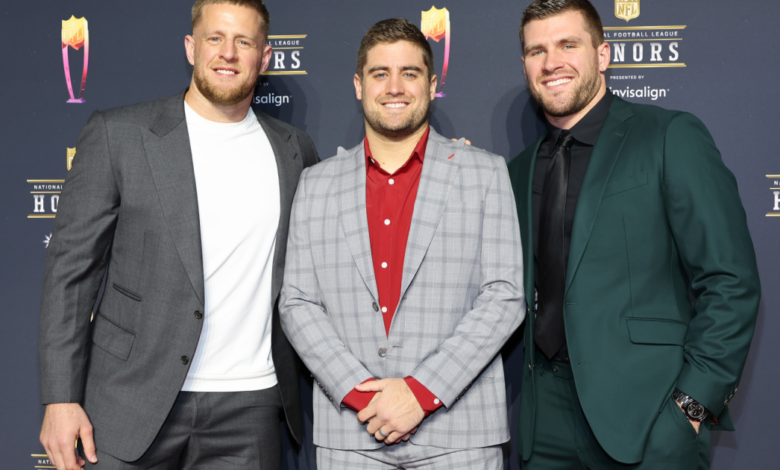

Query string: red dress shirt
342 128 443 416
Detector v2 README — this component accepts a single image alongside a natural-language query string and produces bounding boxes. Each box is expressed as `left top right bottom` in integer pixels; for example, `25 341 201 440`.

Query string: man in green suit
508 1 761 468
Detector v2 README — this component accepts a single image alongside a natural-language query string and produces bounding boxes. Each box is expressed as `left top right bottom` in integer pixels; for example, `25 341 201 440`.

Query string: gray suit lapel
338 144 379 302
399 128 461 301
256 112 302 303
142 91 205 304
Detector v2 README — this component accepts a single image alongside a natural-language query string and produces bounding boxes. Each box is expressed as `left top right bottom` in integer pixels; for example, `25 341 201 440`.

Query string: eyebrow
524 36 583 55
367 65 425 74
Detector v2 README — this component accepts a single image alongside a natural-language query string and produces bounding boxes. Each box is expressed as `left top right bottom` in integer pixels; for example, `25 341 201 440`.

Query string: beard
363 95 431 139
193 64 258 107
530 64 601 118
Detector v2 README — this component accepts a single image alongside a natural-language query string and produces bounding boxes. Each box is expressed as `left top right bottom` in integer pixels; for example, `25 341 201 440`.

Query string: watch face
687 402 705 420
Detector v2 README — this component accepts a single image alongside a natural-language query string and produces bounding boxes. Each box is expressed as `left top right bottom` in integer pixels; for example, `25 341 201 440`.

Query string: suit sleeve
39 110 120 404
663 113 761 417
409 157 526 408
279 169 374 412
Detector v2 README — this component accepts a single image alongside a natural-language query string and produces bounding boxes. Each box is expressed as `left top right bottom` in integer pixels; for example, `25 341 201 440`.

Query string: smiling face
185 3 272 107
354 41 437 139
522 10 610 122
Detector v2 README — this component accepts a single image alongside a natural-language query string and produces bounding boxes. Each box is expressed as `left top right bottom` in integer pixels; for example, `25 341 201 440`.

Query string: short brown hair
192 0 270 38
520 0 604 52
356 18 434 80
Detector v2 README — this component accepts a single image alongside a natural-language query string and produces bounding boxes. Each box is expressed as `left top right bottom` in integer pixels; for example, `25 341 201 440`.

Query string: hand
674 400 701 434
355 378 425 445
451 138 472 146
40 403 97 470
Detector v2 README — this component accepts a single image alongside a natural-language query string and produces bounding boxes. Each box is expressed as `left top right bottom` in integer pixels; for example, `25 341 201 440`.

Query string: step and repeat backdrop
1 1 777 468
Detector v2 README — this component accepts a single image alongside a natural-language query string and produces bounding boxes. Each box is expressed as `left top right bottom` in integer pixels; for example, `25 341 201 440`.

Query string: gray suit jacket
279 128 525 450
38 90 319 461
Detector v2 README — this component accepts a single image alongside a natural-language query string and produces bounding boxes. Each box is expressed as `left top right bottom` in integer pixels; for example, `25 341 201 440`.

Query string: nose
220 40 238 62
386 72 405 96
542 48 565 74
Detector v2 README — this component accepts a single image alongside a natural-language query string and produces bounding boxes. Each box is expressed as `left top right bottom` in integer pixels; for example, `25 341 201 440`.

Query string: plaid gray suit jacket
280 127 525 450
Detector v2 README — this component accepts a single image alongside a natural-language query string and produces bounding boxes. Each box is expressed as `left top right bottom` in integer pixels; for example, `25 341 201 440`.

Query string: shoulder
99 91 182 128
254 109 319 167
428 129 506 172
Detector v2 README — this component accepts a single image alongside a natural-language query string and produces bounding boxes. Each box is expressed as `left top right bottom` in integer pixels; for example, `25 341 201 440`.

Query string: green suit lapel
565 97 635 292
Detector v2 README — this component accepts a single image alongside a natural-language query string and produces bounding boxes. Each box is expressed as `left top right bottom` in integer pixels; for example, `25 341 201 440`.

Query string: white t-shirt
182 102 280 392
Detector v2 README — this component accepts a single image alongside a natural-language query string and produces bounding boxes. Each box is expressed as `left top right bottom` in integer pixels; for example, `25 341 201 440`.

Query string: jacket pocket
603 172 648 198
91 314 136 361
626 317 687 346
112 282 142 301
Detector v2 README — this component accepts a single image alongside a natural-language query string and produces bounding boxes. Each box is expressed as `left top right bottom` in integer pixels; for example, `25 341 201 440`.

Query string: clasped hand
355 378 425 445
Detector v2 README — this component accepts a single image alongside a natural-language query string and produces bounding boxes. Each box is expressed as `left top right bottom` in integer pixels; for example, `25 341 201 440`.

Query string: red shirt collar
364 126 430 174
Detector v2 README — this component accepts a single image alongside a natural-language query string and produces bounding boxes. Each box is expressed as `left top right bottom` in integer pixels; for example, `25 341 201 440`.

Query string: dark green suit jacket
508 96 760 464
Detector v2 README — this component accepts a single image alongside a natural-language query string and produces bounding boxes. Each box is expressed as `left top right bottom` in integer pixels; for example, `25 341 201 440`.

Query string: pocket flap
626 318 687 345
603 172 648 198
91 314 135 361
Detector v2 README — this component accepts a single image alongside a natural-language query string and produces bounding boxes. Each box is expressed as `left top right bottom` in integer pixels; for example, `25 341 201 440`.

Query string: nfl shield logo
62 16 87 50
615 0 640 22
421 6 448 42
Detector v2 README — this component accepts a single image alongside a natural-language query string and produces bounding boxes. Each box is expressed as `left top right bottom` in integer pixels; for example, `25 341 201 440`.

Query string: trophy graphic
61 16 89 103
421 6 450 98
67 148 76 171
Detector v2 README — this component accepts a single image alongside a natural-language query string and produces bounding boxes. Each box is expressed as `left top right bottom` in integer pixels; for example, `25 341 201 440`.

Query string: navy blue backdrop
1 1 777 468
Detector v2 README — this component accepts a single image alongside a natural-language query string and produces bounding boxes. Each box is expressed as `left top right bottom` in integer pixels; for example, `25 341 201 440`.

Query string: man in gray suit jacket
279 18 524 469
38 1 317 469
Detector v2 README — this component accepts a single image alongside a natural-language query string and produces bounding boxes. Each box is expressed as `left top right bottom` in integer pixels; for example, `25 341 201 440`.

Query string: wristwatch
673 389 710 422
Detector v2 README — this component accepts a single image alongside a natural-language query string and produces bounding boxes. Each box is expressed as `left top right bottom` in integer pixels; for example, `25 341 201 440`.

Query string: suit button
552 365 559 372
181 356 189 365
378 348 387 357
372 302 379 312
528 363 533 371
194 310 203 319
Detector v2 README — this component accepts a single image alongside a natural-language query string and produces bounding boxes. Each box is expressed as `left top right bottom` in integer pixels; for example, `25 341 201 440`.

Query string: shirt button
181 356 189 365
378 348 387 357
372 302 379 312
384 219 390 225
389 179 395 185
381 262 388 268
194 310 203 319
433 398 440 405
382 306 388 313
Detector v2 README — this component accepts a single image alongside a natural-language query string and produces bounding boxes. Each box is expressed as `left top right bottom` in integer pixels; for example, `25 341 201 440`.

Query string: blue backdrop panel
0 1 776 468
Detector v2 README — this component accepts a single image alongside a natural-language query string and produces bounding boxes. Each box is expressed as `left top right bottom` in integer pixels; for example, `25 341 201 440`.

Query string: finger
355 380 387 392
464 139 472 146
356 403 377 424
61 443 79 470
80 425 98 463
374 428 387 441
410 426 418 434
401 433 411 441
384 431 405 445
366 417 383 435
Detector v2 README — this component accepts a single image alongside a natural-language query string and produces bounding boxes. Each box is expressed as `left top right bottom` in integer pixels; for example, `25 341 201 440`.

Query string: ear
353 73 363 100
429 74 438 101
258 44 273 75
185 35 196 66
597 42 611 73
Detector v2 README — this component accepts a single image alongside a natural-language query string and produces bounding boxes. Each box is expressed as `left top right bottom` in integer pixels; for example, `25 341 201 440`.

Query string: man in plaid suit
279 18 525 469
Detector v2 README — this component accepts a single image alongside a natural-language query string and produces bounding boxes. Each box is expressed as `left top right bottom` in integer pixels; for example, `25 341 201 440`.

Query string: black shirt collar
545 91 614 146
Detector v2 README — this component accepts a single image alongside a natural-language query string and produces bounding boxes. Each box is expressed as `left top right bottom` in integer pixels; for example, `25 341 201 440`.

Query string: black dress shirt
533 91 614 362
